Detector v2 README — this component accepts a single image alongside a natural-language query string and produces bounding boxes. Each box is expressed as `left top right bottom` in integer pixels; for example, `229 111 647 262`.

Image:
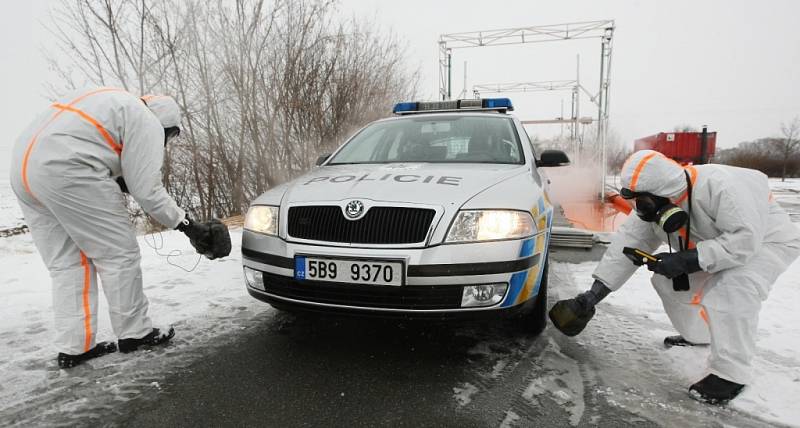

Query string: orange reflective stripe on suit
699 308 709 324
629 152 659 191
19 87 121 353
20 87 123 198
80 251 93 353
690 289 709 325
50 103 122 154
678 227 696 250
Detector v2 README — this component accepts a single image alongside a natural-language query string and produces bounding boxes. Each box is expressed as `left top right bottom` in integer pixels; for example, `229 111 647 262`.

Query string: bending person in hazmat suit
549 150 800 404
9 88 231 369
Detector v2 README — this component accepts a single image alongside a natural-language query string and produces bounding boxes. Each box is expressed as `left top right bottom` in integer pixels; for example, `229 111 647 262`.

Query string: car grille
261 271 462 309
287 205 436 245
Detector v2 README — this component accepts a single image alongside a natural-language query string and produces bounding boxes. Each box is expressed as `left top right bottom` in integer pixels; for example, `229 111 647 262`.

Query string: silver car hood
279 163 527 206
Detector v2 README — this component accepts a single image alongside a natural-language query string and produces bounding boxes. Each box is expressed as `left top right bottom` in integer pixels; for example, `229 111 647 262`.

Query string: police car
241 98 569 333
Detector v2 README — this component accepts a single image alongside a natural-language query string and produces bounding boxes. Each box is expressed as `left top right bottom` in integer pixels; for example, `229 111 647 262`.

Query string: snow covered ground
0 227 272 425
559 260 800 427
0 179 24 230
770 178 800 222
542 177 800 427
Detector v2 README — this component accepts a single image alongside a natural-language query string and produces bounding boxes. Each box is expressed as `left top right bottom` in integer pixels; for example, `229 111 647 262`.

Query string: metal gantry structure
472 79 587 149
438 20 615 200
472 80 578 94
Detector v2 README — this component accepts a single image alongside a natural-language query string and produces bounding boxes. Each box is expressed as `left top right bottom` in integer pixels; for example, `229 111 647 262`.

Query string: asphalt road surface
2 206 790 427
104 243 771 428
114 305 656 427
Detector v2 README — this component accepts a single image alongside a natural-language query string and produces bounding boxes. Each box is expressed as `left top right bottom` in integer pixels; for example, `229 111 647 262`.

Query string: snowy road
0 229 267 425
1 180 799 427
2 230 797 427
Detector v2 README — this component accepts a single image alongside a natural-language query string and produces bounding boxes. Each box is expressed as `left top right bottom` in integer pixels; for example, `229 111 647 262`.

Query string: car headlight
244 205 279 236
445 210 535 243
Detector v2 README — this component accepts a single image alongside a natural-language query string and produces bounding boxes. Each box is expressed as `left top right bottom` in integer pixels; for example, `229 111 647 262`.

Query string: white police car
242 98 569 333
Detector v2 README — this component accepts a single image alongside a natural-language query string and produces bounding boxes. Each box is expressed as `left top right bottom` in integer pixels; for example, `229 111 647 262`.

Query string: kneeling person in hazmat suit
549 150 800 404
10 88 232 369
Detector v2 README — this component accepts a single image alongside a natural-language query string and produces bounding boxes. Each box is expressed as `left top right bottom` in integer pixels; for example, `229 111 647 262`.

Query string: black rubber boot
118 327 175 353
664 335 700 348
549 280 610 337
57 341 118 369
689 374 745 404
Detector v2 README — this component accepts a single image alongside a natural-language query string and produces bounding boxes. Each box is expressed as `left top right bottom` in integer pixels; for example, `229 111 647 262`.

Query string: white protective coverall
9 88 185 355
593 150 800 385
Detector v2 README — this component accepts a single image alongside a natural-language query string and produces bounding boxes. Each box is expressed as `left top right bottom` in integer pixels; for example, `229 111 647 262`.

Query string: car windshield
328 115 524 164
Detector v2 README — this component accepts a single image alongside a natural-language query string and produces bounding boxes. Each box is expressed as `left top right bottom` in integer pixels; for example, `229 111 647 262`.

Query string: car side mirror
536 150 571 167
315 153 331 166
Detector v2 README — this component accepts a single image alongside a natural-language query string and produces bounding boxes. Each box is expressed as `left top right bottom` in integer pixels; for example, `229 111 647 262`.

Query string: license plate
294 256 403 286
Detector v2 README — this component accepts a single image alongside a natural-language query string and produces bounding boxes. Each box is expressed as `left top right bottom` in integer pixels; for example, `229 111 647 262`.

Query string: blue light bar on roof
482 98 513 110
392 102 419 114
392 98 514 114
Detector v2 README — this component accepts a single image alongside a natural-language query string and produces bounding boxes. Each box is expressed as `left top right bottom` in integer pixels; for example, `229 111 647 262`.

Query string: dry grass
222 215 244 227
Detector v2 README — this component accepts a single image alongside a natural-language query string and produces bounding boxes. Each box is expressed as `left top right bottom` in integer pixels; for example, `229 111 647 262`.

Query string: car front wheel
518 258 548 335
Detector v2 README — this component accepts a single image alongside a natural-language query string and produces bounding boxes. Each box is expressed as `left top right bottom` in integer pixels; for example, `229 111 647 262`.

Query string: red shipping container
634 131 716 165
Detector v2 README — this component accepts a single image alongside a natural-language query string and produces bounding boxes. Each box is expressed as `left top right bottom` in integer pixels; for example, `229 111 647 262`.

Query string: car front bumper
241 229 549 315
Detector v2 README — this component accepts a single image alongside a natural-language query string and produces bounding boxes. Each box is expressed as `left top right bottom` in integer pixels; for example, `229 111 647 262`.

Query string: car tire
518 258 548 336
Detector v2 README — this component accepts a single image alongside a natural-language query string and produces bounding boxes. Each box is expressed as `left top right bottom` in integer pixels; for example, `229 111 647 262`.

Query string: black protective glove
646 249 701 279
176 216 232 260
207 219 232 259
549 280 611 337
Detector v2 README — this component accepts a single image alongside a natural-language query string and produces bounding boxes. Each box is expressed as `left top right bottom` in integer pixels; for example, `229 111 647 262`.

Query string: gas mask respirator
621 170 692 234
620 170 695 292
633 194 688 233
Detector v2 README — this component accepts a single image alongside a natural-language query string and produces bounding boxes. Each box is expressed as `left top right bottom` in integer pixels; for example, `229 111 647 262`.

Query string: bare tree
604 128 632 177
45 0 418 221
715 137 800 178
573 123 629 173
777 117 800 181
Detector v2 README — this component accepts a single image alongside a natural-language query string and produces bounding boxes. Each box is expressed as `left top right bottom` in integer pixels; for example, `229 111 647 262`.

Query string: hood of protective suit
142 95 181 128
621 150 686 199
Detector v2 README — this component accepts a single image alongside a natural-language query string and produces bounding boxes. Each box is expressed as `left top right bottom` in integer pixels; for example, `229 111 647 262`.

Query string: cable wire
143 230 201 273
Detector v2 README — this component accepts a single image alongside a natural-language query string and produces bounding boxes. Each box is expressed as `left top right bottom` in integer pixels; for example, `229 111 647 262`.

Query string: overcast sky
2 0 800 176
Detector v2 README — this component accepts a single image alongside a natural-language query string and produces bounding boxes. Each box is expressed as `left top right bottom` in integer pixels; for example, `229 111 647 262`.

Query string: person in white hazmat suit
9 88 231 369
549 149 800 404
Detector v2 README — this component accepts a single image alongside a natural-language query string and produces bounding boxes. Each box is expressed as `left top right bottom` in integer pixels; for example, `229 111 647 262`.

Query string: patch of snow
768 177 800 192
0 227 272 425
562 247 800 427
521 338 585 427
452 382 479 406
771 178 800 222
499 409 520 428
490 359 508 379
0 179 24 230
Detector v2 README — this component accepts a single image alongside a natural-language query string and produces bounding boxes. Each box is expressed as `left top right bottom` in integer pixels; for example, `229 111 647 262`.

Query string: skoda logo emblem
345 200 365 219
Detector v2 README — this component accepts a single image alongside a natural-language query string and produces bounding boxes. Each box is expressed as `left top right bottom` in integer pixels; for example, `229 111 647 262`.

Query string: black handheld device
622 247 658 266
622 247 690 291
